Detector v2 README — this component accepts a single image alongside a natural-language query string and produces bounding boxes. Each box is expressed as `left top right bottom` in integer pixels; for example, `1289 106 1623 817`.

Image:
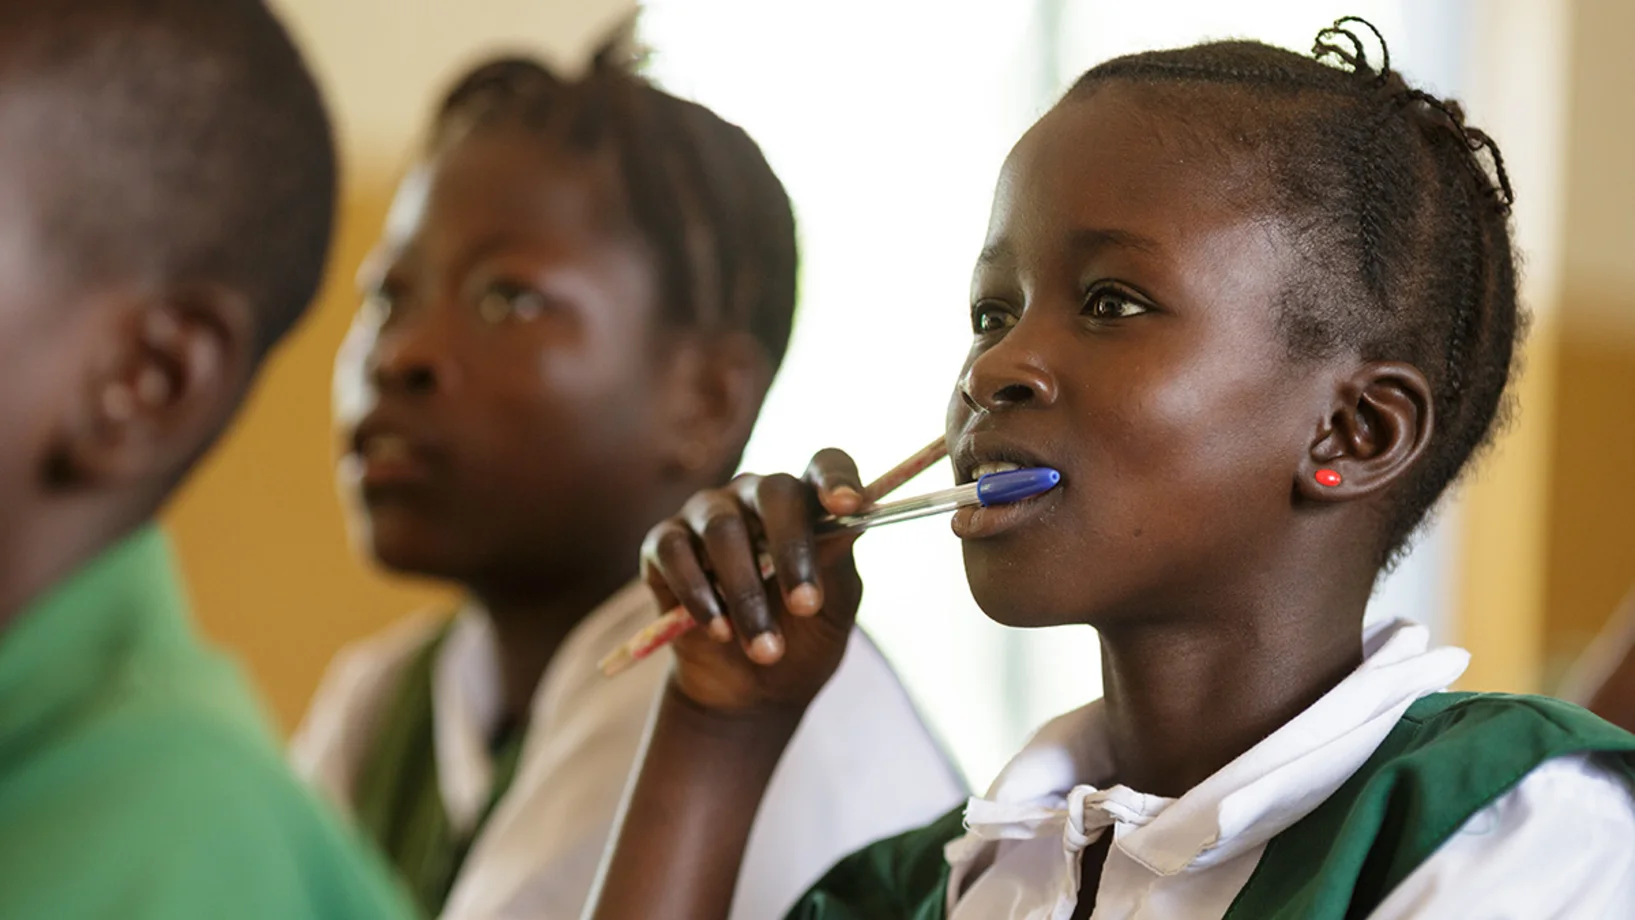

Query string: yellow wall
1541 0 1635 684
162 0 634 731
1456 0 1635 692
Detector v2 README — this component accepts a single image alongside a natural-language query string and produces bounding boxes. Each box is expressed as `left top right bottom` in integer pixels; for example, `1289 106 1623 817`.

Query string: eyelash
969 284 1150 334
1081 285 1149 321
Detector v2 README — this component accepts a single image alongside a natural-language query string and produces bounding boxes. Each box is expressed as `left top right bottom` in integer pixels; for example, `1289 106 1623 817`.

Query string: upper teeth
365 434 411 461
972 461 1022 479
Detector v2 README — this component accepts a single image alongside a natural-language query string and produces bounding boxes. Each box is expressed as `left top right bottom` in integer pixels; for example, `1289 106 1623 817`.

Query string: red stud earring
1315 469 1343 487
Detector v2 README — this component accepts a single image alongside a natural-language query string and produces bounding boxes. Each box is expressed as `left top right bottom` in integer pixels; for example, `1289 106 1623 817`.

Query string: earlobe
1297 361 1434 503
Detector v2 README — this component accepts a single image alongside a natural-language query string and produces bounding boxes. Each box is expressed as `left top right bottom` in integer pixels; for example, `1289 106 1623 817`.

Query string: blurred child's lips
355 433 434 489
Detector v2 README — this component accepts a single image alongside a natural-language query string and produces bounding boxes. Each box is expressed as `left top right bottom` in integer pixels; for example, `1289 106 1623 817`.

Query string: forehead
988 81 1281 263
385 129 637 258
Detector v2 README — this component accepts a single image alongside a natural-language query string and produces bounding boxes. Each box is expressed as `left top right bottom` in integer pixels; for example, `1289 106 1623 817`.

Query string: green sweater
788 692 1635 919
0 527 416 919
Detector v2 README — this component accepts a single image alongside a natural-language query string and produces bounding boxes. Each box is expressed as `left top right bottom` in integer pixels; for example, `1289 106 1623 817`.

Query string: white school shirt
944 619 1635 920
290 583 967 920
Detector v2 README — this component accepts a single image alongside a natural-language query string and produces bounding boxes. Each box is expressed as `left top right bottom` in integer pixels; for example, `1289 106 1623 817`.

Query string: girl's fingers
683 488 782 664
641 518 728 641
745 472 823 617
806 448 865 516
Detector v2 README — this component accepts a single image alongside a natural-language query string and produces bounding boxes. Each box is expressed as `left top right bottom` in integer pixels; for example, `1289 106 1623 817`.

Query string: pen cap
975 468 1062 506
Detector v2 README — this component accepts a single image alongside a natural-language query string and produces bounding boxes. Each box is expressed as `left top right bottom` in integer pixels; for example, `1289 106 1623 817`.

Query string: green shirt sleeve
0 706 417 920
783 805 965 920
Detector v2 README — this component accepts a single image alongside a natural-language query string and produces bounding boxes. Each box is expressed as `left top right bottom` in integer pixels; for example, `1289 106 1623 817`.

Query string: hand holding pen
615 438 1059 717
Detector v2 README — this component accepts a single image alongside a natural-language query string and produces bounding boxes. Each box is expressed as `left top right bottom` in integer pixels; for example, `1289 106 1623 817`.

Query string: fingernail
750 632 784 663
827 485 863 513
788 583 822 616
708 616 733 642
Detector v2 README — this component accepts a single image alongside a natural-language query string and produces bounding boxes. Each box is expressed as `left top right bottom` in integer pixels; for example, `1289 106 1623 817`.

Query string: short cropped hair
0 0 338 360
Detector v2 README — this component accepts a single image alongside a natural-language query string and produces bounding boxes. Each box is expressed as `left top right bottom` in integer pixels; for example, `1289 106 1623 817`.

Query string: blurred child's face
948 82 1335 630
335 131 676 588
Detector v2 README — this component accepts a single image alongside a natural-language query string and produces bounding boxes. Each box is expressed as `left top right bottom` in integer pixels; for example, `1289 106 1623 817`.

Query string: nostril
993 383 1033 405
403 366 436 394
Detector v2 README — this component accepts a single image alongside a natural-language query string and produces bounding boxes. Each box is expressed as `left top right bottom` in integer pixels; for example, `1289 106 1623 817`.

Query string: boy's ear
658 331 772 482
53 284 255 489
1298 361 1434 503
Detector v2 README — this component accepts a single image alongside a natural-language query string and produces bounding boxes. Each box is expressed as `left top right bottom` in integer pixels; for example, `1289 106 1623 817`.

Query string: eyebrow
977 227 1162 267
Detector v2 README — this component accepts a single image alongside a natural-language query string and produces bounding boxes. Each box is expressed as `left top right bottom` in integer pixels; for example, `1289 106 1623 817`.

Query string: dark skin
588 82 1434 919
0 105 258 638
339 126 768 721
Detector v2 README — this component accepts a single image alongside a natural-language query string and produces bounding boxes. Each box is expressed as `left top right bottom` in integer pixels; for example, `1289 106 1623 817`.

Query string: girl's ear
657 331 771 482
1298 361 1434 503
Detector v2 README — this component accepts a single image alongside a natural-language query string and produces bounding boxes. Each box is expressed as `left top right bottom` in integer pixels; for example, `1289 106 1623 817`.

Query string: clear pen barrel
815 483 980 534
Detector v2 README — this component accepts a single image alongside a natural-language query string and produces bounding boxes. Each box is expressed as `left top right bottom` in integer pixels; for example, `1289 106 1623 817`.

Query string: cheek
468 343 658 478
1084 352 1306 517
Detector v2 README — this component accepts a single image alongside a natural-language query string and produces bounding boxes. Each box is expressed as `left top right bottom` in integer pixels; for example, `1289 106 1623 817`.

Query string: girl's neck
1093 553 1376 798
469 565 637 725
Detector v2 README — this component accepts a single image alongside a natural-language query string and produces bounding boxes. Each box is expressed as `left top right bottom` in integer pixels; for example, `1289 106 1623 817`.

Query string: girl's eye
361 285 399 324
476 279 550 325
972 302 1017 334
1083 287 1149 321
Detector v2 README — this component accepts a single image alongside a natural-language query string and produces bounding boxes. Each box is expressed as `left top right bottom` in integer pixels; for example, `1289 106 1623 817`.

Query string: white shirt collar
431 582 653 835
945 619 1470 915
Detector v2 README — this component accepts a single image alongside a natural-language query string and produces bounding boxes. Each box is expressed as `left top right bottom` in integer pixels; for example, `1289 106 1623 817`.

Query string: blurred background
165 0 1633 791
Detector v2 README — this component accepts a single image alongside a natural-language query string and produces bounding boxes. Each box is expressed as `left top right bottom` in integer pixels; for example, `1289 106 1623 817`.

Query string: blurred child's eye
361 285 398 325
1083 287 1149 321
476 279 551 325
972 301 1017 334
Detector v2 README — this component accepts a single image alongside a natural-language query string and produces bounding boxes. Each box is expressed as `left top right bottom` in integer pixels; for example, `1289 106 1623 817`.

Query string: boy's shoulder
0 644 413 920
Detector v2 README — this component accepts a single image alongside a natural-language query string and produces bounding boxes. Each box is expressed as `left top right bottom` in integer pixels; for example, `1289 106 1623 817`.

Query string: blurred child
591 19 1635 920
291 46 964 920
0 1 411 917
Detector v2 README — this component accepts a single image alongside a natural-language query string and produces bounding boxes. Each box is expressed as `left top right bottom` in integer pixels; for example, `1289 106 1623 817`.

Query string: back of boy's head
427 43 799 381
0 0 336 365
1068 17 1520 566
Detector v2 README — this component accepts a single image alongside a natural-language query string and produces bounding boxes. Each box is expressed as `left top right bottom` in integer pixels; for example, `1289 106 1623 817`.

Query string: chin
354 506 470 582
962 543 1087 629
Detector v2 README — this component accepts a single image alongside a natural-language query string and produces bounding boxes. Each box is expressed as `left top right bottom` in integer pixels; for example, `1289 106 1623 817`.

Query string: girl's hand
641 448 866 715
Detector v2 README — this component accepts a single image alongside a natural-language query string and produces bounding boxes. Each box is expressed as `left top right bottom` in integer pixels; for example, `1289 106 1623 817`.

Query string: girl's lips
950 484 1060 540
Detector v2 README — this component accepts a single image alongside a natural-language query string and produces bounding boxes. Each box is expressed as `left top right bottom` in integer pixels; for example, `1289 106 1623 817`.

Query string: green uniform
350 623 527 917
0 527 416 919
787 692 1635 919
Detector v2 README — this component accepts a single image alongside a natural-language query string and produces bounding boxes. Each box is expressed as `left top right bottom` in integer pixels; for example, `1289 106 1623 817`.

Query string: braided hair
427 40 798 373
1069 17 1522 565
